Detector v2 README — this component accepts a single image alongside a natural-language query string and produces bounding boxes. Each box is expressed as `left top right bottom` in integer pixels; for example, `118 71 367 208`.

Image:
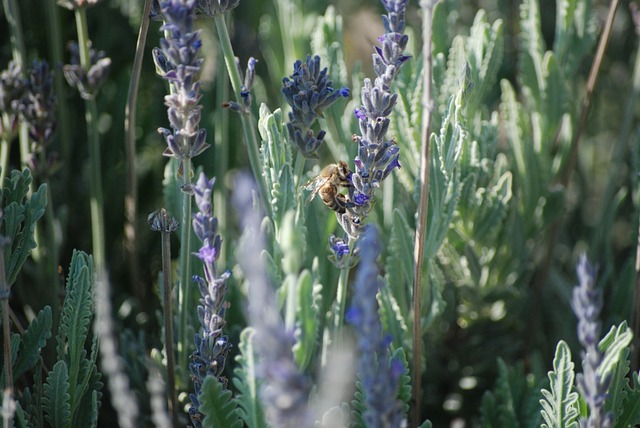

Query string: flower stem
159 210 178 427
178 157 193 385
213 13 272 220
75 8 106 270
333 257 351 334
0 136 10 183
413 1 437 425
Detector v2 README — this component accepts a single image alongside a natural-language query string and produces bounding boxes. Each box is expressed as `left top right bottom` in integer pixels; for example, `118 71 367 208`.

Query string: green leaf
384 208 413 314
596 323 632 381
616 371 640 427
392 347 412 417
293 269 321 370
199 376 243 428
539 341 579 428
232 328 267 428
13 305 52 380
56 250 94 397
43 360 71 428
0 169 47 286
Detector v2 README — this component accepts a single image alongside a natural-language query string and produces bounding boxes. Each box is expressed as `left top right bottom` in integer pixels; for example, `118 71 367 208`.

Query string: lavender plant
152 0 209 382
4 0 640 426
347 225 406 428
571 256 614 428
189 173 232 427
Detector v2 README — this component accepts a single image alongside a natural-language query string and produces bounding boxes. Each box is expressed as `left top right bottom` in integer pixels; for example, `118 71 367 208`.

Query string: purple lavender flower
225 57 258 114
20 61 57 146
282 55 349 158
63 41 111 100
0 61 25 140
189 173 232 427
335 0 409 243
346 225 406 427
233 174 311 428
152 0 210 165
152 0 239 20
571 255 614 428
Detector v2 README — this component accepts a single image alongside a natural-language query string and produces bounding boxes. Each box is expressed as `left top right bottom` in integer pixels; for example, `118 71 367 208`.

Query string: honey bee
304 161 353 214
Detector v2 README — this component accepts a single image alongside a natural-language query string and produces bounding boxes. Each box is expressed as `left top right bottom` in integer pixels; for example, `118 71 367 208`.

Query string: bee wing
303 175 330 203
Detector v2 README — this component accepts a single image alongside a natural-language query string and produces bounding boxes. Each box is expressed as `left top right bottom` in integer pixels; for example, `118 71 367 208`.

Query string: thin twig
1 246 12 418
412 1 437 426
123 0 153 301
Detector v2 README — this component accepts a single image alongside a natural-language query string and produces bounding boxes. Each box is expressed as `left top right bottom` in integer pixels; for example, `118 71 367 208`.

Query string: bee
304 161 353 214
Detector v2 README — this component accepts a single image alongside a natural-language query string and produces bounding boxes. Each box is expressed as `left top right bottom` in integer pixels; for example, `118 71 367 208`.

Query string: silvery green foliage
234 175 311 428
539 341 579 428
44 251 102 428
1 169 47 286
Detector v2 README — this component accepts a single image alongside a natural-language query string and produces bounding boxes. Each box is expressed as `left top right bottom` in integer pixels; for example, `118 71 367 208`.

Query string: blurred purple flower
63 41 111 100
571 255 614 428
347 225 406 427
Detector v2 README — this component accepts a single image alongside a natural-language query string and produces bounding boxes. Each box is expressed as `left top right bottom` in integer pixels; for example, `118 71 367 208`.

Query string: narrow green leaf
616 371 640 427
199 376 243 428
539 341 579 428
14 306 52 380
232 328 267 428
42 360 71 428
293 270 321 370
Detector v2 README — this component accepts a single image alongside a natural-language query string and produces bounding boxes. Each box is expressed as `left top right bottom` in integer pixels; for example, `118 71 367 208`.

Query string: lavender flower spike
20 61 57 147
152 0 210 166
0 61 25 140
234 174 311 428
282 54 350 158
332 0 409 255
571 255 614 428
346 225 406 428
188 173 232 427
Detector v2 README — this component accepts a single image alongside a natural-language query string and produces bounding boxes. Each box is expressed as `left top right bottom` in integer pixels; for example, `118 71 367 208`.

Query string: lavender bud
63 41 111 100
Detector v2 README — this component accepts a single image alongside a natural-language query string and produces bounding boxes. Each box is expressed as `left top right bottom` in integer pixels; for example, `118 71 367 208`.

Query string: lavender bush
1 0 640 427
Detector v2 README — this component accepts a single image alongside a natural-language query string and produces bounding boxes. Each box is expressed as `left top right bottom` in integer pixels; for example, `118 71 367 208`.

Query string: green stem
75 8 106 270
213 13 272 220
0 135 10 184
332 256 351 334
293 151 306 187
159 210 178 427
214 43 230 266
178 157 193 385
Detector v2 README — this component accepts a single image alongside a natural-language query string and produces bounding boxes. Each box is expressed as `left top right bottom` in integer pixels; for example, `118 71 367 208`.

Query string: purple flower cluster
331 0 409 258
20 61 57 146
0 61 24 140
152 0 209 166
188 173 232 427
63 41 111 100
571 255 614 428
346 225 405 427
233 175 311 428
281 55 349 158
